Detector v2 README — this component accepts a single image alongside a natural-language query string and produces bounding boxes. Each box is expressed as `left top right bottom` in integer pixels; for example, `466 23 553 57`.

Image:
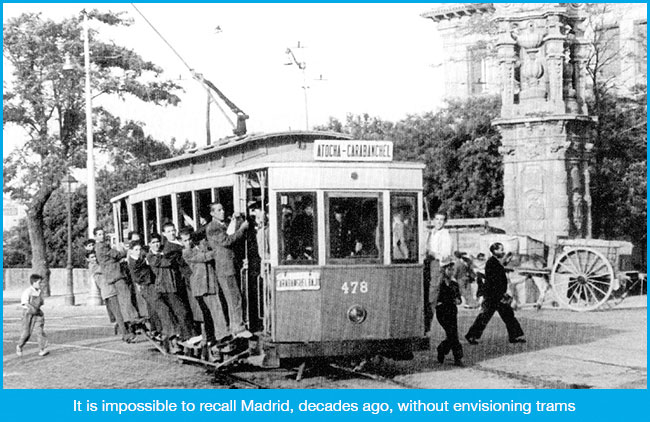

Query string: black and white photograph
2 2 647 390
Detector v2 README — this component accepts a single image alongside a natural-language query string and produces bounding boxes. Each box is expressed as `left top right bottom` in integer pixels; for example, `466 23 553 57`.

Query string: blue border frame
2 1 648 421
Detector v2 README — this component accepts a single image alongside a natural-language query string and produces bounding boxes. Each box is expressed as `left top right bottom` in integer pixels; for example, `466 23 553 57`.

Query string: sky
3 2 446 155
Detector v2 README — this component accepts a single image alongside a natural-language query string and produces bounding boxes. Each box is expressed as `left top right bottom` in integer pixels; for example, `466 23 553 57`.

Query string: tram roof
150 130 353 168
111 130 425 203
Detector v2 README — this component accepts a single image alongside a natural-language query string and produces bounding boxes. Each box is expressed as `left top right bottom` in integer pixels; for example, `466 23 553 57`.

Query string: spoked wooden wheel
550 247 615 312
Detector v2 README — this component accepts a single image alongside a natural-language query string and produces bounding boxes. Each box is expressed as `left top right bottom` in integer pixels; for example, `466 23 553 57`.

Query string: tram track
327 363 416 389
140 338 419 388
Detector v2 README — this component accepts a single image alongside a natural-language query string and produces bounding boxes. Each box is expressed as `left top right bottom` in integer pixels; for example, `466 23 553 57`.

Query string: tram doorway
236 170 269 333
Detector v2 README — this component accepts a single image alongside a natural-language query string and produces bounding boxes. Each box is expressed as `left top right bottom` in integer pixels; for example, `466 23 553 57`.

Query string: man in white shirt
425 212 453 333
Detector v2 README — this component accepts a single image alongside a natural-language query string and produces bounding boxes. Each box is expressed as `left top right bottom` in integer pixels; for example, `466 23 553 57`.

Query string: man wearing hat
435 257 464 366
465 242 526 345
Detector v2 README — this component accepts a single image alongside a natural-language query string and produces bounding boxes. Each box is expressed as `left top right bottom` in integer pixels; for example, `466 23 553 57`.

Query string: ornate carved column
496 19 518 117
492 4 595 243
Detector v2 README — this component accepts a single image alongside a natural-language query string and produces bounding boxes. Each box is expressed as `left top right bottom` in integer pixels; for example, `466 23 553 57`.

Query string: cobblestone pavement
3 295 646 389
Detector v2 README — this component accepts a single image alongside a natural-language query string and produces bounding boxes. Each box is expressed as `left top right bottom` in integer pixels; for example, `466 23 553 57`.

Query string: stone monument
492 3 594 243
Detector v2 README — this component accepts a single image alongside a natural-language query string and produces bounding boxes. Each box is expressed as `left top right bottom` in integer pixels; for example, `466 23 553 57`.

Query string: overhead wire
130 3 234 129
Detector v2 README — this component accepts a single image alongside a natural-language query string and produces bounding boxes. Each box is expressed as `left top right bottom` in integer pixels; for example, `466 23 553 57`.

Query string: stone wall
2 268 91 296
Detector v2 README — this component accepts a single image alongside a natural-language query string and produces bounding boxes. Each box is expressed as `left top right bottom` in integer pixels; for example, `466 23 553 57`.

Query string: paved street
3 293 646 389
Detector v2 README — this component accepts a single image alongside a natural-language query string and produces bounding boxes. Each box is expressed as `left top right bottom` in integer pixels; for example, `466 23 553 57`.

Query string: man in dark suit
465 242 526 345
147 234 195 344
126 240 164 337
206 202 252 339
162 222 201 328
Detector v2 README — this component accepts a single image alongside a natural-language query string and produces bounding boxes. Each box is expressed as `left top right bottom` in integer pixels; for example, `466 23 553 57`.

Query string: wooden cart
514 238 635 312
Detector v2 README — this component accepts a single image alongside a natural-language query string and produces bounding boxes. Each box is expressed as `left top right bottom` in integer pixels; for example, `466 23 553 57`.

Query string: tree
588 87 647 266
2 121 195 269
3 11 182 293
580 5 647 262
3 222 32 268
316 95 504 219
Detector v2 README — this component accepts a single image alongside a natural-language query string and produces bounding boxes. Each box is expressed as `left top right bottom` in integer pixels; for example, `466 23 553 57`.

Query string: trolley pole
302 68 309 130
285 46 309 130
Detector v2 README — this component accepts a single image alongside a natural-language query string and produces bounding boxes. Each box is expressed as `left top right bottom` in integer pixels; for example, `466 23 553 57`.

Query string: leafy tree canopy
316 95 504 219
3 120 195 268
3 10 182 287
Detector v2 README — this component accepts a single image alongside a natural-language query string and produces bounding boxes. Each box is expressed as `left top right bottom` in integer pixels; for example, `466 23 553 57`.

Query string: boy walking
16 274 49 357
435 258 464 366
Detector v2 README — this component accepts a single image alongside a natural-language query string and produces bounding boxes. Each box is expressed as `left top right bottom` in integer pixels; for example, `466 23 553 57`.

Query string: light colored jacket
90 262 117 300
95 241 126 284
182 245 217 297
206 219 246 277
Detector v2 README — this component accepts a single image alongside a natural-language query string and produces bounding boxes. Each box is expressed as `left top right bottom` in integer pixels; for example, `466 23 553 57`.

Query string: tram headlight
347 305 367 324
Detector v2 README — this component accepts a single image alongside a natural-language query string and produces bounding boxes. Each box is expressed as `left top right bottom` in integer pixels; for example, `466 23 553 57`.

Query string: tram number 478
341 281 368 294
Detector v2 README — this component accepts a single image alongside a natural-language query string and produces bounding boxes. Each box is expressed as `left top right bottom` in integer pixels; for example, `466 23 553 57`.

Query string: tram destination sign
276 271 321 291
314 140 393 162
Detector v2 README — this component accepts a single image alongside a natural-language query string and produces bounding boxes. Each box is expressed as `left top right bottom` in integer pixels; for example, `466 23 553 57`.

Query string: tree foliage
3 121 194 268
316 95 504 218
589 87 647 250
3 11 182 287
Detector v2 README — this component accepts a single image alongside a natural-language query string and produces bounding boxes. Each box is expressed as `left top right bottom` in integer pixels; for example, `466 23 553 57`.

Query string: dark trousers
217 273 246 334
114 279 140 323
134 284 150 319
466 299 524 341
106 302 116 323
435 304 463 360
158 292 195 341
424 257 441 332
136 284 163 333
196 294 229 341
143 288 175 338
18 310 47 349
105 296 129 339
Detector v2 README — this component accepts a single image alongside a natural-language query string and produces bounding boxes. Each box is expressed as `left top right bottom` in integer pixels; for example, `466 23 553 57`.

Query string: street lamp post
63 11 102 307
83 10 97 238
62 174 79 306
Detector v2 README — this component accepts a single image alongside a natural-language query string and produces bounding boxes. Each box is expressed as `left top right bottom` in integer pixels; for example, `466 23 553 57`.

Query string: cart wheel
550 247 615 312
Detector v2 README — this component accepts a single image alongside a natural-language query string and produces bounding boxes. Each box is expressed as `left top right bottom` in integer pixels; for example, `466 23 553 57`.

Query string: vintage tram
110 131 429 367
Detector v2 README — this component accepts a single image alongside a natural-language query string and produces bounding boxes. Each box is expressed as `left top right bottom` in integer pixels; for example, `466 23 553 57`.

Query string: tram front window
327 195 382 263
278 192 317 265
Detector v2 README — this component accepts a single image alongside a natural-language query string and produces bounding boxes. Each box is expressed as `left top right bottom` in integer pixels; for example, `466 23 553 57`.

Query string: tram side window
214 187 234 217
176 191 194 230
145 199 157 236
195 189 212 227
391 194 418 263
160 195 173 227
278 192 317 265
327 195 382 263
132 202 144 239
118 199 129 242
